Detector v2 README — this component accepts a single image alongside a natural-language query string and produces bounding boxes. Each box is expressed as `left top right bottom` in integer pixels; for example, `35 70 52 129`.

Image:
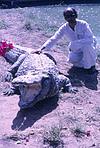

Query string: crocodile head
12 72 51 109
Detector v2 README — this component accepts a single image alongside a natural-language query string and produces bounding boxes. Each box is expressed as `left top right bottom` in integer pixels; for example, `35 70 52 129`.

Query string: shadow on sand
11 67 98 131
11 95 58 131
67 66 98 90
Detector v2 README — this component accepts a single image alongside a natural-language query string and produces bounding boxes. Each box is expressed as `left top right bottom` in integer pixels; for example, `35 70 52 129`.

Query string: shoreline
0 1 100 9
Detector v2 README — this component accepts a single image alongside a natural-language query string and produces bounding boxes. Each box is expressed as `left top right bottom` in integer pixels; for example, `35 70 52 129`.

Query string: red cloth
0 41 13 56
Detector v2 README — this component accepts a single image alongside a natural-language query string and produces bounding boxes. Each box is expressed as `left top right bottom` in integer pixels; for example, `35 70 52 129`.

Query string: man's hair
63 7 78 18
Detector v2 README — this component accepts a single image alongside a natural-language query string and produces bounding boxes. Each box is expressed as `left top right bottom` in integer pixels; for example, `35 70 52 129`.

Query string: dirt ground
0 7 100 148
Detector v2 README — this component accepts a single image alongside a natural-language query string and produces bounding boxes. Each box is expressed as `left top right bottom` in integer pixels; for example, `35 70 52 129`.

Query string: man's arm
40 24 66 50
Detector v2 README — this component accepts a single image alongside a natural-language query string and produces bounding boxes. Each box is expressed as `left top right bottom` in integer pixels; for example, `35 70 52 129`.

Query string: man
35 7 97 74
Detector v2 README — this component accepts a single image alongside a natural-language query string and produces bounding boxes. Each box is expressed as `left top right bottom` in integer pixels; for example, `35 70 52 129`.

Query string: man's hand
31 48 42 54
31 47 45 54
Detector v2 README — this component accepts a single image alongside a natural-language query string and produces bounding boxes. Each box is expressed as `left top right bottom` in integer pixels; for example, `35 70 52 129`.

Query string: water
24 4 100 45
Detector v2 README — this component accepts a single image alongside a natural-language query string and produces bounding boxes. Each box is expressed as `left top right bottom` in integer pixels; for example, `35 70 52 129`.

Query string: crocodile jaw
18 83 42 108
12 73 49 109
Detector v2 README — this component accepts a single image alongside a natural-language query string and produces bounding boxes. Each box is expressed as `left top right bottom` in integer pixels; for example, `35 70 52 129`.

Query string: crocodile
4 44 33 64
4 52 77 109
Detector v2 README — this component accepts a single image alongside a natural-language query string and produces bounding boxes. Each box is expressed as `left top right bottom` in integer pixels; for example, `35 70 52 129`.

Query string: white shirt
42 19 96 51
42 19 97 68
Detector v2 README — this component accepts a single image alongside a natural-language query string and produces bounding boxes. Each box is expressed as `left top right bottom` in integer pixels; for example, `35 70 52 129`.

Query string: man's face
64 10 76 23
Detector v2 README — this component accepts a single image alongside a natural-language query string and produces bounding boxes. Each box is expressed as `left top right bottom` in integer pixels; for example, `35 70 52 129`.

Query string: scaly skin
5 53 75 109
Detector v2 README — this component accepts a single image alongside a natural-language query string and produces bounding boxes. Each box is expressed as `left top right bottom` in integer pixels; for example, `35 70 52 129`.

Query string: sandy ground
0 7 100 148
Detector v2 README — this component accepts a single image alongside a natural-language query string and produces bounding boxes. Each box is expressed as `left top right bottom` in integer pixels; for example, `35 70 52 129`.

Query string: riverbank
0 0 100 9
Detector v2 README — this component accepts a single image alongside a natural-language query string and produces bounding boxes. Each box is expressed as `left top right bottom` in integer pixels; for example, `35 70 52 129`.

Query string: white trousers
68 45 97 69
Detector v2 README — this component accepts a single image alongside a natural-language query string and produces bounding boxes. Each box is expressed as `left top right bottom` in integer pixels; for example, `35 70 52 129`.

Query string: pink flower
0 46 6 56
8 43 13 49
1 41 8 48
0 40 14 56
